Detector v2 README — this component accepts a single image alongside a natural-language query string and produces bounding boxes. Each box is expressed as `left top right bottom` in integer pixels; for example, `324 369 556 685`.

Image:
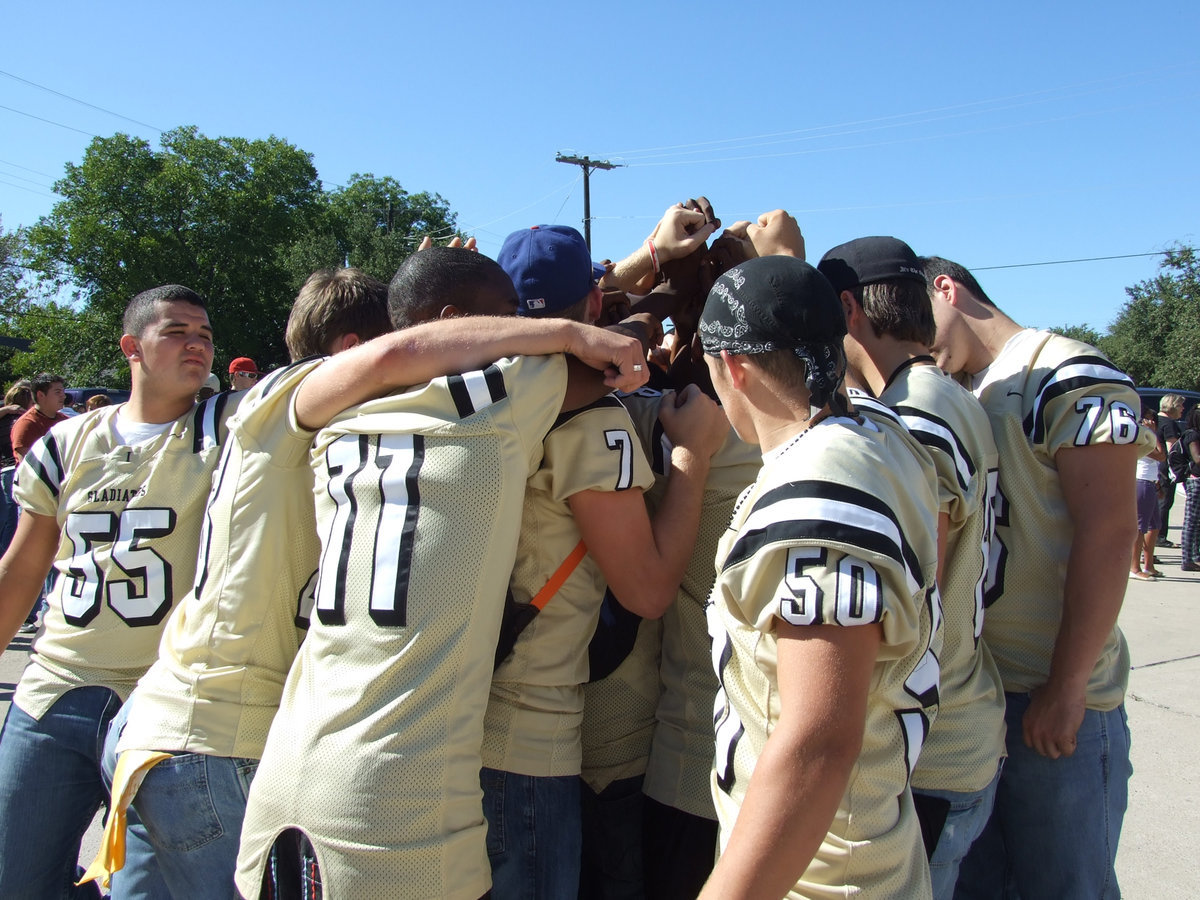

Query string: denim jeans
481 767 581 900
914 764 1002 900
103 697 258 900
0 686 166 900
0 465 19 555
956 692 1130 900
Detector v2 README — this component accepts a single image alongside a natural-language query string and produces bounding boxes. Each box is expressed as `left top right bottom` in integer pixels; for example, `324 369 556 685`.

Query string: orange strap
530 540 587 611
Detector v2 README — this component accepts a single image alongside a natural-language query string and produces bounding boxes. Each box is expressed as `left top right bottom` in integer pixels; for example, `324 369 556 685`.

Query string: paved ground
1 495 1197 897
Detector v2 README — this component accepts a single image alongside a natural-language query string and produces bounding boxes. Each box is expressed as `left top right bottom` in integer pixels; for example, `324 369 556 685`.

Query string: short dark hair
748 348 811 394
919 256 995 308
123 285 207 337
389 248 514 330
286 269 391 360
851 279 935 345
30 372 64 396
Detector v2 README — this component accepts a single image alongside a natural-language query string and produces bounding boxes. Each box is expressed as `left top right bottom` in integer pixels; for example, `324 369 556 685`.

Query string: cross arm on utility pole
555 153 622 251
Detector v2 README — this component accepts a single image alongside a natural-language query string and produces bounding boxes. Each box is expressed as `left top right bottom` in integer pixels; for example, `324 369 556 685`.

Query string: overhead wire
627 94 1193 167
599 63 1195 160
0 103 98 138
0 68 163 133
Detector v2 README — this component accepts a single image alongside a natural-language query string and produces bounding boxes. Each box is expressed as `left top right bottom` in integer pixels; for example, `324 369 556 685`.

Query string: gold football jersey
482 395 654 778
118 359 324 759
971 330 1153 708
615 390 762 820
579 616 663 793
708 412 940 898
877 366 1007 793
12 396 237 719
235 354 568 900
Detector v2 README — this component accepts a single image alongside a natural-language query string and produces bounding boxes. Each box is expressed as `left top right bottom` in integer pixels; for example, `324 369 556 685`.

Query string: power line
0 158 55 179
0 69 163 133
0 103 98 138
0 170 54 189
0 177 56 198
973 250 1188 271
600 63 1196 160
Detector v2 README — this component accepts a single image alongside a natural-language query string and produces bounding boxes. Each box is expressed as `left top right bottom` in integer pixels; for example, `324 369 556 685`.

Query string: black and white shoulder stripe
1023 354 1134 444
22 432 65 499
723 479 923 598
447 364 509 420
893 405 976 493
192 391 233 454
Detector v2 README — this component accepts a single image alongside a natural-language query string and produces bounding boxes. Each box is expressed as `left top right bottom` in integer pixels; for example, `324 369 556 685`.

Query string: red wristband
645 238 660 274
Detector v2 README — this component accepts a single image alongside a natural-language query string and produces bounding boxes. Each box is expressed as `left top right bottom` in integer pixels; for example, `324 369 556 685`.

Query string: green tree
27 127 325 370
283 174 460 288
1047 323 1105 347
1105 247 1200 390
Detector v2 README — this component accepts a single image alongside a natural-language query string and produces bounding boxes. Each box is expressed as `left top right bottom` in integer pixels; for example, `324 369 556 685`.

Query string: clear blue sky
2 1 1197 334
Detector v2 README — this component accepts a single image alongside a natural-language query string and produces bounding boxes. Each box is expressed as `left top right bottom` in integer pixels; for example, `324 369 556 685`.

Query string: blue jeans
0 466 19 555
103 698 258 900
481 767 581 900
915 764 1002 900
956 692 1130 900
0 687 166 900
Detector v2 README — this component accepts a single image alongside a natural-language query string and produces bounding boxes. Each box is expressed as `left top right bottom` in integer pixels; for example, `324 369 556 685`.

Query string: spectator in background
85 394 111 412
1131 405 1166 580
0 380 33 552
197 372 220 401
229 357 260 391
1157 394 1185 547
11 373 67 463
1178 406 1200 573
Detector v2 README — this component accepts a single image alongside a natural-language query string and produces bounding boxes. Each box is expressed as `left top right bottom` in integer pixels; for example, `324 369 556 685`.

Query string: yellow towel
77 750 173 889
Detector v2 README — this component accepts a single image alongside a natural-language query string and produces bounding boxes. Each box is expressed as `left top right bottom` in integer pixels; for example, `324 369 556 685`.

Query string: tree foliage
1047 323 1105 347
282 174 459 288
1104 247 1200 390
27 127 326 371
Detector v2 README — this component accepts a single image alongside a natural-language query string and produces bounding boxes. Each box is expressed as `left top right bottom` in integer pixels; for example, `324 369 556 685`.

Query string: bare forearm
636 445 713 616
1051 517 1136 691
606 244 655 294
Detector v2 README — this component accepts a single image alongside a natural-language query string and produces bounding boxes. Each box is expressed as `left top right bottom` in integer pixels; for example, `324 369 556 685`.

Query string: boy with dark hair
922 254 1153 899
11 372 68 463
0 284 235 899
235 251 655 900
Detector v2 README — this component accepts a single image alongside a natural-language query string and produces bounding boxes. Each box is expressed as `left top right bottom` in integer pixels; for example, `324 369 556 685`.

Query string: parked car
64 387 131 407
1136 388 1200 418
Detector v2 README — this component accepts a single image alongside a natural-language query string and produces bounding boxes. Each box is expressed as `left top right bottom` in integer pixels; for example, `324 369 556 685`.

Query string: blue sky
2 1 1197 335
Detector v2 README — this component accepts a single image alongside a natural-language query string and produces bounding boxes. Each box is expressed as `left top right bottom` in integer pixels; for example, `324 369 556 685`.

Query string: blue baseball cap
498 225 606 316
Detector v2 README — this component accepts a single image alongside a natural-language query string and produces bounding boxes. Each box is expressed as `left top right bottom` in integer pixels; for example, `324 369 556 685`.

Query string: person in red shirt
11 373 68 463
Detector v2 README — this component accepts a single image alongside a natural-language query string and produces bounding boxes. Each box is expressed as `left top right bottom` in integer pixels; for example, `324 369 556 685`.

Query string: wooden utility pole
554 154 621 251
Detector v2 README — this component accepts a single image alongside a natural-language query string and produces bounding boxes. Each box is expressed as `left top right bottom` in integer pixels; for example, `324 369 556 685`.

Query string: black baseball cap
817 236 926 295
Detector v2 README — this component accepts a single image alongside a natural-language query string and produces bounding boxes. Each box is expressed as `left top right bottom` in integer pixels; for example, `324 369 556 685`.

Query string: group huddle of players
0 201 1147 900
